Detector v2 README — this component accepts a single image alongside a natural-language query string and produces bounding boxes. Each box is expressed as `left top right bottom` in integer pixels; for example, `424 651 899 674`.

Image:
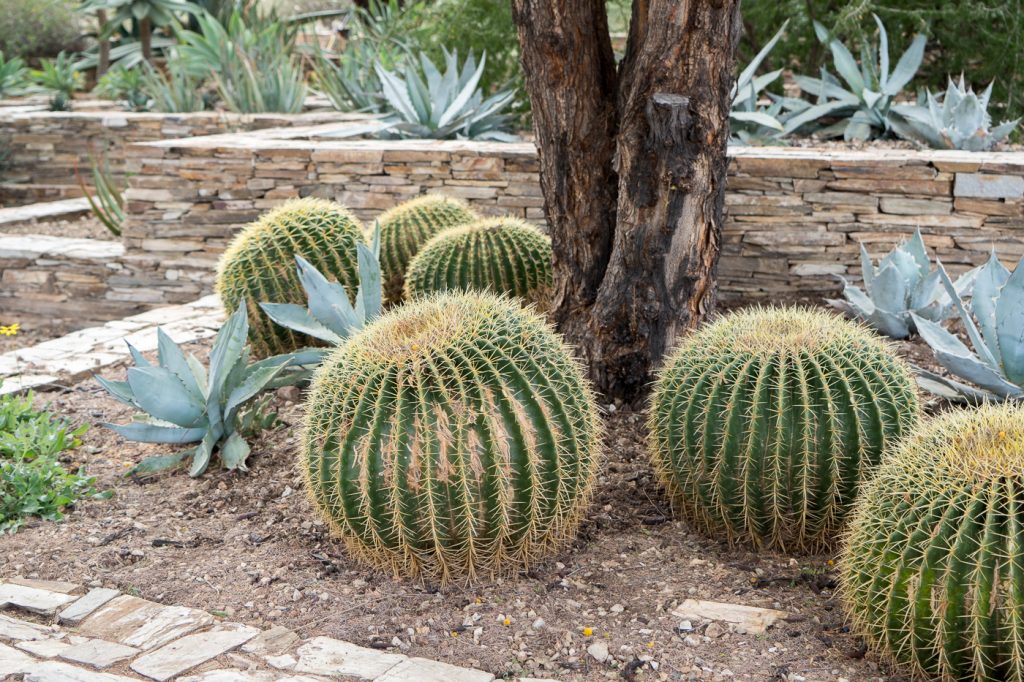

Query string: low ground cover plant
0 386 106 533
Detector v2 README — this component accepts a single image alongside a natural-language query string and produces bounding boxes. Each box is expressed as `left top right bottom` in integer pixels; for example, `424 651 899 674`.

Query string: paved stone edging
0 198 92 227
0 577 533 681
0 295 223 396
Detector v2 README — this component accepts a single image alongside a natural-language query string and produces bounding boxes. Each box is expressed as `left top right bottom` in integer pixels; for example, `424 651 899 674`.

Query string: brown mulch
0 322 934 682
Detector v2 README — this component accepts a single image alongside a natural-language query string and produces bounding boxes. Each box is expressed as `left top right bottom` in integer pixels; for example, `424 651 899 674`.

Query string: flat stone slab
130 623 260 681
0 197 91 226
0 613 57 641
178 670 278 682
60 638 139 668
0 582 78 615
16 638 72 658
672 599 790 635
7 578 81 595
59 589 121 626
240 624 300 656
376 657 495 682
23 660 141 681
954 172 1024 199
0 641 37 675
78 595 213 651
294 636 405 679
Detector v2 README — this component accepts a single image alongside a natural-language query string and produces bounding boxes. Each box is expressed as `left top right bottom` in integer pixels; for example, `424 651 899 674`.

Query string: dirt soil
0 326 949 682
2 215 116 240
0 323 68 354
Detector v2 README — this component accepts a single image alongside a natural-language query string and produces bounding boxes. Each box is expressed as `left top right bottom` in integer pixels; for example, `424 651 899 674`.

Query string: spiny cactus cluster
842 403 1024 681
648 306 919 552
377 194 478 303
301 292 601 582
216 198 364 357
405 217 553 304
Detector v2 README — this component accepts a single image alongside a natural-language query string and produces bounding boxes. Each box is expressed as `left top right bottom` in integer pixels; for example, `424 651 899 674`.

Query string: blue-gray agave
890 77 1020 151
783 15 925 141
730 22 788 145
259 225 382 345
374 50 517 141
96 305 321 477
827 229 977 339
912 253 1024 402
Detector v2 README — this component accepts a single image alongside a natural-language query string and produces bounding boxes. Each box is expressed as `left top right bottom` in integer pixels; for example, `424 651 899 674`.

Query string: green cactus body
377 194 479 303
648 306 919 552
216 198 364 357
301 292 602 582
842 404 1024 681
404 217 553 304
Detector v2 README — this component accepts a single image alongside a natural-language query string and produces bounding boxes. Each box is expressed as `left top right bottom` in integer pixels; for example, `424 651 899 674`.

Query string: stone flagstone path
0 577 557 681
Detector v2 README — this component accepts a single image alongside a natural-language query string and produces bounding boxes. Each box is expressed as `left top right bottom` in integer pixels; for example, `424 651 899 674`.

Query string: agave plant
78 153 125 237
95 66 151 111
827 229 978 339
0 51 29 99
374 49 517 141
783 15 925 141
139 60 207 112
30 52 84 111
730 22 788 145
96 305 321 477
259 225 383 345
912 253 1024 402
890 76 1021 151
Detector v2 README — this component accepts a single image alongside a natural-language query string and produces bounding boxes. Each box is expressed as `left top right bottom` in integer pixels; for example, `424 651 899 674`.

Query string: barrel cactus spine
216 198 364 357
301 291 602 581
648 306 920 552
404 217 553 305
376 194 479 303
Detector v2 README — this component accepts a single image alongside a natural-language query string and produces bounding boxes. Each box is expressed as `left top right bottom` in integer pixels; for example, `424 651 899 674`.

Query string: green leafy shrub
405 217 552 304
30 52 83 111
0 51 29 98
302 291 601 581
841 403 1024 681
97 305 320 477
648 306 919 552
139 61 207 112
377 194 479 303
0 0 80 60
0 386 105 533
216 198 365 357
95 66 150 111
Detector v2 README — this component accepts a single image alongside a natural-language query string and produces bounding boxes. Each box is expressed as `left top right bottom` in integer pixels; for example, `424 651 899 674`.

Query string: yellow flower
582 627 593 637
0 323 19 337
646 641 655 649
502 617 511 626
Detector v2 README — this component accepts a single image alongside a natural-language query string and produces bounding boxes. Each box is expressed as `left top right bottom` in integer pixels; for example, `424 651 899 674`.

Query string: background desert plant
0 0 81 61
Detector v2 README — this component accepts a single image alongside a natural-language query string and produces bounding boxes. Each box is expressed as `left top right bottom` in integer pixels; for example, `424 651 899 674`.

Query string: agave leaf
969 252 1010 361
905 229 930 278
224 362 287 426
188 429 217 478
990 119 1021 145
126 450 191 477
186 352 208 397
874 14 889 90
356 242 383 322
126 366 206 428
844 113 874 142
862 89 883 110
437 53 485 128
913 367 999 404
793 74 858 103
126 341 151 368
782 100 853 135
859 242 875 296
95 376 137 407
937 262 1001 370
734 21 788 98
295 255 358 334
220 431 251 471
912 313 1023 398
157 328 203 401
730 111 784 131
995 256 1024 385
375 63 419 122
206 305 249 435
104 421 208 444
871 263 908 311
259 302 344 345
824 31 864 95
884 33 926 96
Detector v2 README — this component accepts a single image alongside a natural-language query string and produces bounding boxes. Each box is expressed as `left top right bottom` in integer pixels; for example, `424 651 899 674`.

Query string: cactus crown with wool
301 291 602 582
648 306 919 552
842 403 1024 681
216 198 364 357
404 217 553 304
377 194 478 303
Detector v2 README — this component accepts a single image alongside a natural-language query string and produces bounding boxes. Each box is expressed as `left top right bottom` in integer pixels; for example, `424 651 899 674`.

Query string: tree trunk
511 0 741 403
140 17 153 64
97 9 110 77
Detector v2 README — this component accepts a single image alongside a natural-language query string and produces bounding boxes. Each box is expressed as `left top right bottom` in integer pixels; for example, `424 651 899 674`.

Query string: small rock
677 620 693 632
609 604 624 614
684 636 701 648
705 622 725 638
532 618 545 630
587 640 609 663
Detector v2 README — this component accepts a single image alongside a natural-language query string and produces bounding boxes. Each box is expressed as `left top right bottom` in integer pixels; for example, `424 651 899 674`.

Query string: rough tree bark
511 0 741 403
